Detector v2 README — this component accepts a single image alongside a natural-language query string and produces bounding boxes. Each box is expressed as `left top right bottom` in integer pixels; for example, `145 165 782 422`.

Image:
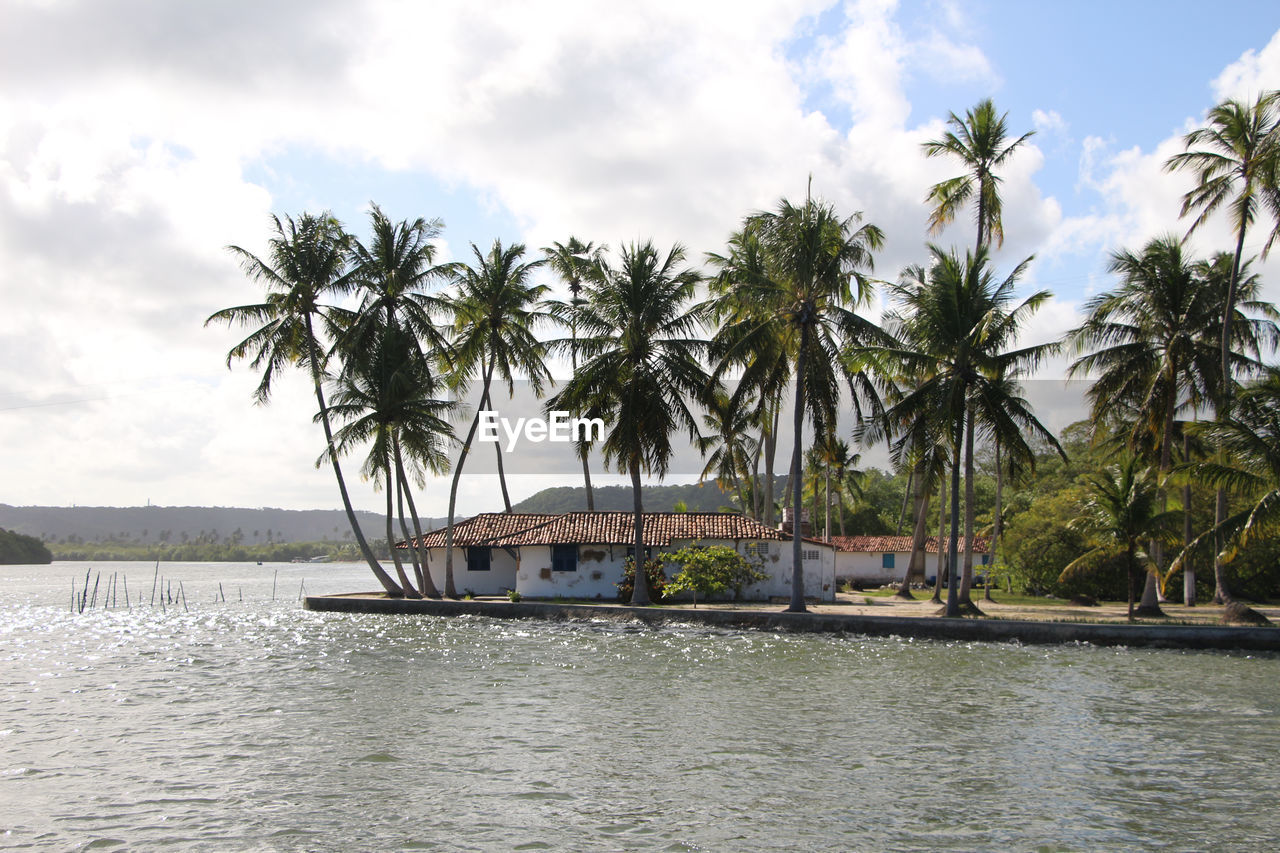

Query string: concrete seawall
303 594 1280 651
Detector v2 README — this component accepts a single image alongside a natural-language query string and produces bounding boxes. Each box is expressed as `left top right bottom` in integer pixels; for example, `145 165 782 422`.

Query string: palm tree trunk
959 401 977 605
1183 431 1195 606
629 462 649 606
572 332 595 512
1127 541 1137 621
824 466 832 543
788 343 808 613
751 438 764 521
396 470 425 593
395 435 440 597
897 468 914 535
985 439 1002 602
764 407 779 527
1213 223 1249 604
304 316 400 597
444 360 498 598
932 483 946 604
898 460 927 599
945 415 963 617
494 436 514 513
385 460 421 599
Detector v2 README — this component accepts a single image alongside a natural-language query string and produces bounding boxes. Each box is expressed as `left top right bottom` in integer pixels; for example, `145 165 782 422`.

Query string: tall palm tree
1182 371 1280 597
711 194 884 612
1062 456 1180 621
207 212 401 596
544 237 607 510
441 241 550 596
326 326 454 599
706 227 792 528
1165 90 1280 602
547 240 710 606
697 390 760 517
825 438 862 538
1067 237 1277 606
875 246 1061 616
923 98 1035 254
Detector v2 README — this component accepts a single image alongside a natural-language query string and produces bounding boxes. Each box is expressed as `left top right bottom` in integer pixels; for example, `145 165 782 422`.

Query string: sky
2 0 1280 517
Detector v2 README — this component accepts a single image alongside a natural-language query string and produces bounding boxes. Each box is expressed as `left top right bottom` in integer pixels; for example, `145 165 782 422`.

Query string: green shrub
616 557 667 603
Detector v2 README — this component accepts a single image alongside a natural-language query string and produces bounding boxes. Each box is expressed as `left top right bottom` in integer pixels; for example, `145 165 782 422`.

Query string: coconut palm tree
1165 90 1280 602
825 438 862 538
923 98 1035 254
440 240 550 596
325 325 454 598
547 240 710 606
1062 456 1180 621
706 227 793 528
544 237 607 510
1067 237 1277 605
710 194 884 612
697 390 760 517
875 246 1061 616
207 212 401 596
1182 371 1280 584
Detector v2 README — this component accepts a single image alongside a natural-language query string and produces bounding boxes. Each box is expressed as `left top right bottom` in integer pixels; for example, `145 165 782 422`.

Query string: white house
402 512 836 602
829 535 990 587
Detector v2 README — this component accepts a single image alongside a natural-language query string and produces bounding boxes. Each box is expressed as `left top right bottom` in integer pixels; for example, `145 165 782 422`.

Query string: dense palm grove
210 93 1280 619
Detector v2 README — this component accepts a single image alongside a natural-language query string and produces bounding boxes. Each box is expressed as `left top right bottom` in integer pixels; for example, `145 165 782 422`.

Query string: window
802 549 820 562
625 546 652 561
981 554 990 566
745 542 770 558
882 553 895 569
552 544 578 572
466 547 491 572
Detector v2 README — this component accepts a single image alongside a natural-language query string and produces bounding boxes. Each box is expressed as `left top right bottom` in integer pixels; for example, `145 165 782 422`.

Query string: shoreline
303 593 1280 651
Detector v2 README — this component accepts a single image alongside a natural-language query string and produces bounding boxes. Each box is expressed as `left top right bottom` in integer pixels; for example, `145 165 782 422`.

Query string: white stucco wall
512 538 836 603
420 546 519 596
835 551 910 586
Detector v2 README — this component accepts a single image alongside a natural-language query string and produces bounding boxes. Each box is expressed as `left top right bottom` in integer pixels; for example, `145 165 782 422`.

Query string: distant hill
0 504 433 547
511 481 749 514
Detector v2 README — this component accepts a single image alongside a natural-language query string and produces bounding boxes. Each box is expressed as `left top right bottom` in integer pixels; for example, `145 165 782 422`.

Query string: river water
2 561 1278 851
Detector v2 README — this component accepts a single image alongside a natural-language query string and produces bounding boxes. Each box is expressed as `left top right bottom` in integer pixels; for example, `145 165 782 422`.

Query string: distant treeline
50 540 369 563
0 504 398 548
0 528 53 564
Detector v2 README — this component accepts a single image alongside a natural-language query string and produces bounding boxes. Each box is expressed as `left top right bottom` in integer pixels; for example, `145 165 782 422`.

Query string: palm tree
711 194 884 612
441 241 550 596
207 212 401 596
1165 90 1280 602
923 98 1035 254
706 227 793 528
1182 372 1280 598
547 240 710 606
326 325 454 599
825 438 862 538
1067 236 1277 606
545 237 607 511
875 246 1061 616
697 390 760 517
1062 456 1180 621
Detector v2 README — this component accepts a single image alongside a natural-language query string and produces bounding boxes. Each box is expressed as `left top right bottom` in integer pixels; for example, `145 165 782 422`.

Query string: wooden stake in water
218 582 225 603
123 575 130 609
71 578 76 614
81 568 91 613
89 573 100 609
272 570 277 602
298 579 306 601
150 563 159 606
179 581 188 613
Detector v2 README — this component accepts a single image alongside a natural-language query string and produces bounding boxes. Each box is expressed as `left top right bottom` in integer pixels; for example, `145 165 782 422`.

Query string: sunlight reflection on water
1 562 1278 850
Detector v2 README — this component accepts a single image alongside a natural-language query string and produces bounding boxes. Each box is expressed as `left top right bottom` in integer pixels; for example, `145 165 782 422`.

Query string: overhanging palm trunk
306 323 401 598
444 360 497 598
395 436 440 598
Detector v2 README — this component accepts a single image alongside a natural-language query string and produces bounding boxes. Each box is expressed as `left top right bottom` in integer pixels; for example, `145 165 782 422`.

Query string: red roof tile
401 513 558 549
497 512 791 547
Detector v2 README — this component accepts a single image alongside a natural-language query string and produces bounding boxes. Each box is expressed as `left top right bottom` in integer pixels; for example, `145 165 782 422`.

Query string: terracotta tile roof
401 513 558 549
480 511 792 547
829 535 989 553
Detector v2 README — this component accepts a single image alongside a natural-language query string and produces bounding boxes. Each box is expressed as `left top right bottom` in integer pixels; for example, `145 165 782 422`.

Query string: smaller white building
830 535 989 587
401 512 836 602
